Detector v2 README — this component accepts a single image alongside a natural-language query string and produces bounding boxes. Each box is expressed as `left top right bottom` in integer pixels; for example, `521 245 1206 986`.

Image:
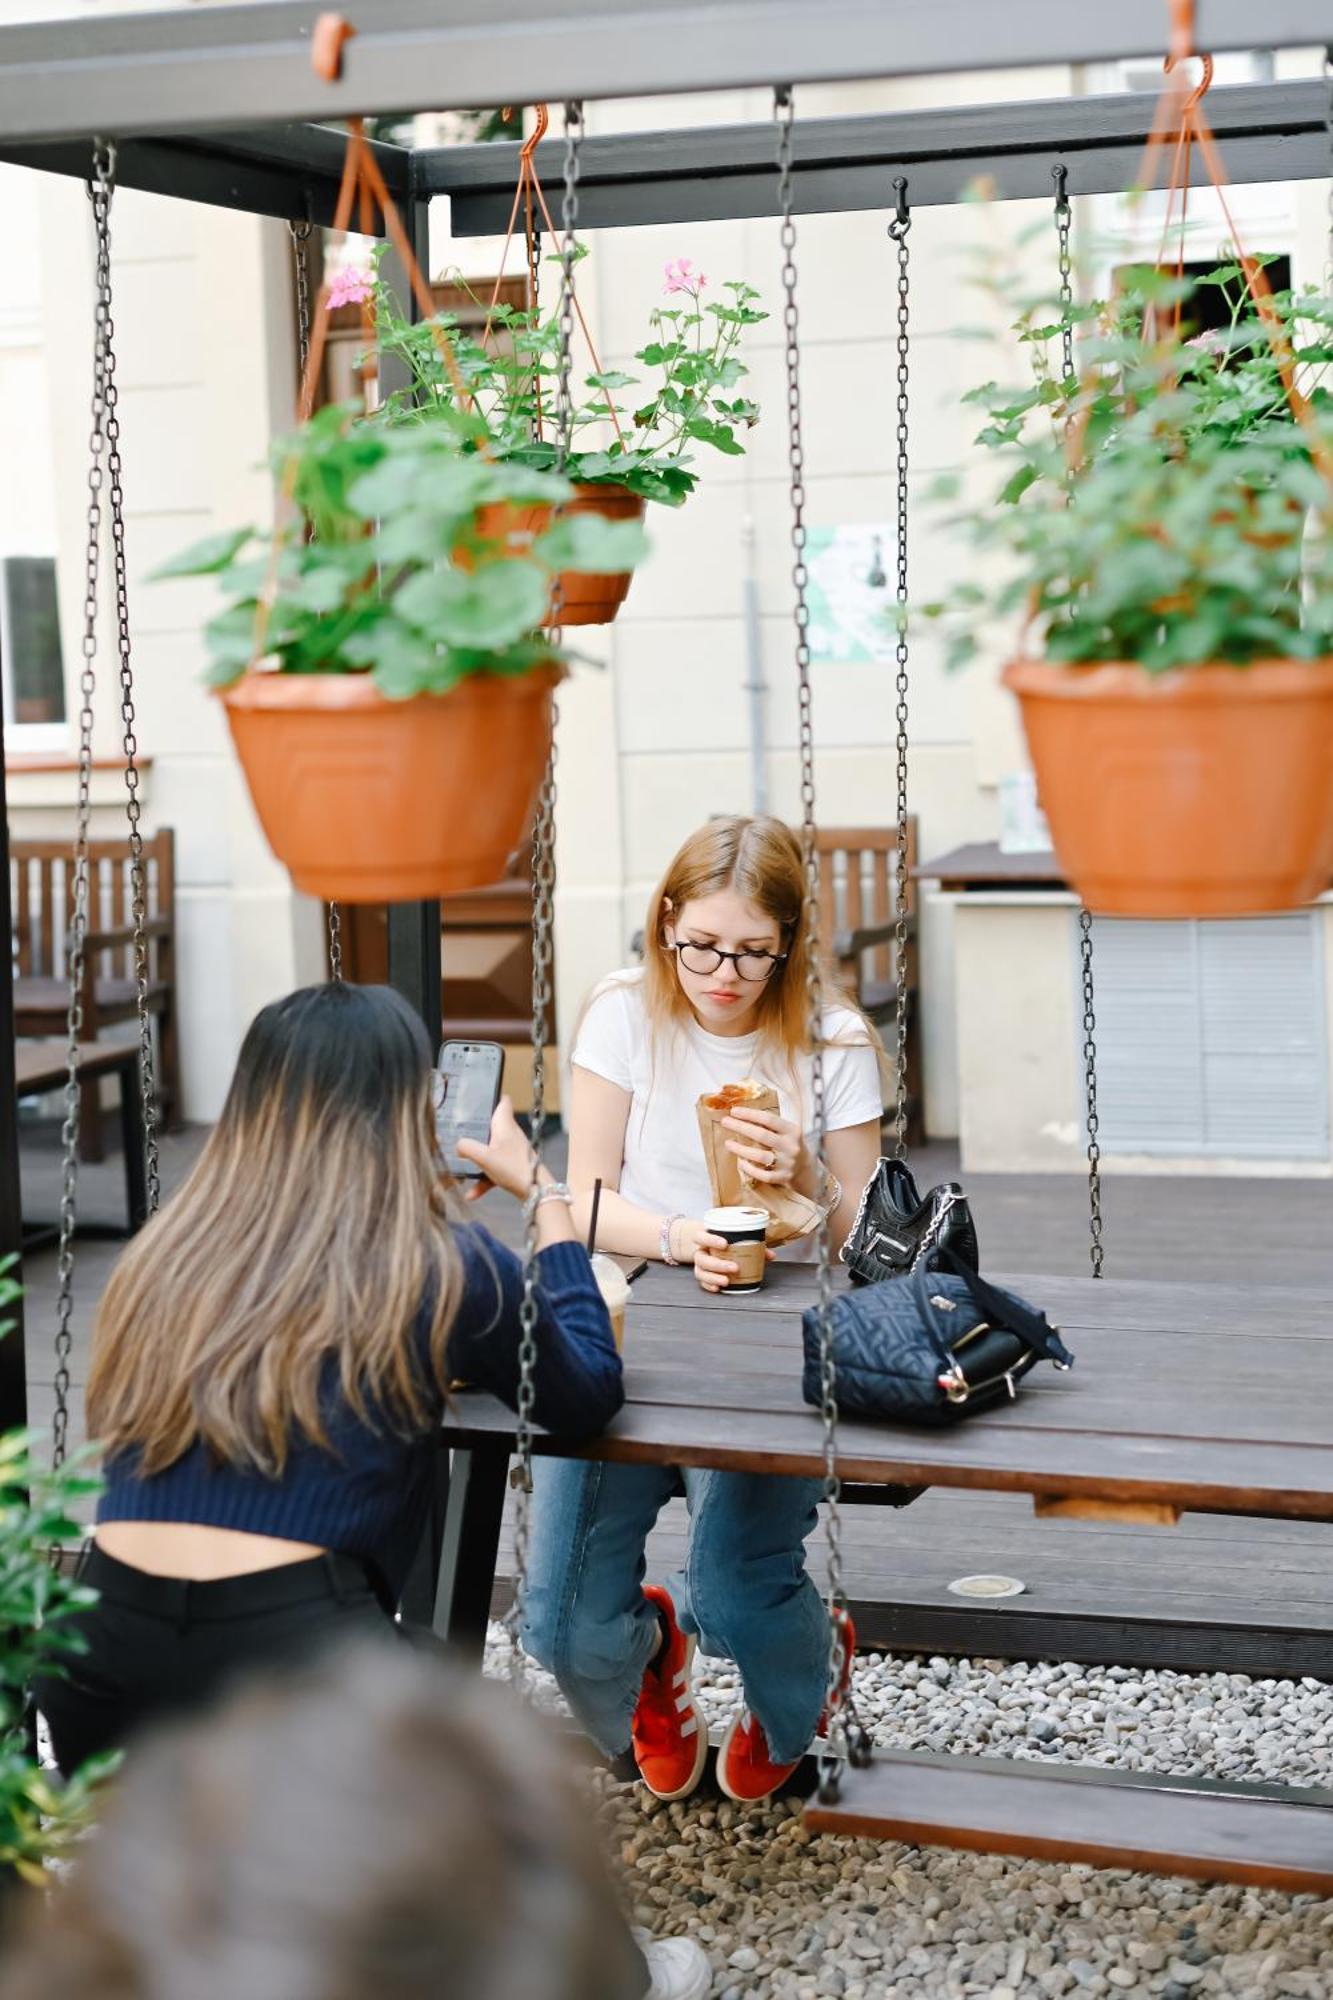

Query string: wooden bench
817 822 922 1145
440 1260 1333 1893
11 831 180 1159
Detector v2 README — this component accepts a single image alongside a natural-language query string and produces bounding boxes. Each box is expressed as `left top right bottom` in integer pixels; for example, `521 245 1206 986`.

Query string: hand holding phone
434 1041 505 1180
454 1096 541 1200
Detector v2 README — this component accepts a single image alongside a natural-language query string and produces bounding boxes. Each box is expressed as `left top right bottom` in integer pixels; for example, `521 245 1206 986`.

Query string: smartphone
435 1040 505 1179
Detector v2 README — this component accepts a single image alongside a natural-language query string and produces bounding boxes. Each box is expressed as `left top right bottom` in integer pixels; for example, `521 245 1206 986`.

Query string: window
0 557 67 748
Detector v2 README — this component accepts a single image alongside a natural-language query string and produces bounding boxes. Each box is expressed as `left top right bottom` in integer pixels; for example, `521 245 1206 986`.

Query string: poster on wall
805 524 898 664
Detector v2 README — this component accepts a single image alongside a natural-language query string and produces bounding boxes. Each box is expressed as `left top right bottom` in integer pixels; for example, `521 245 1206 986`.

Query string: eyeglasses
672 942 787 982
429 1070 446 1110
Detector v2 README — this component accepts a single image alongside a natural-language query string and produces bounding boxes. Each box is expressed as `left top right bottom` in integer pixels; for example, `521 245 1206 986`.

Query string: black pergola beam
0 0 1328 146
0 125 409 231
431 81 1333 232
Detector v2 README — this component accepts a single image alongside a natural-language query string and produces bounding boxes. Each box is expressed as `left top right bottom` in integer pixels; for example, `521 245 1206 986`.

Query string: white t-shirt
571 969 882 1253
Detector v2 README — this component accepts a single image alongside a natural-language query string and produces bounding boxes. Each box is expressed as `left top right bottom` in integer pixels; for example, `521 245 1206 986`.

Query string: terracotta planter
472 483 645 627
220 667 561 903
1004 658 1333 918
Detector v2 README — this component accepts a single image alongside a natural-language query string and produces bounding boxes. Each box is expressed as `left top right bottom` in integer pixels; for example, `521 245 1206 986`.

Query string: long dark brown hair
86 983 462 1477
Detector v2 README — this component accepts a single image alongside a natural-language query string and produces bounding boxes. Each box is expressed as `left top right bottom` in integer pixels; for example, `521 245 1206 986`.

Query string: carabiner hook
887 175 910 241
1052 161 1070 214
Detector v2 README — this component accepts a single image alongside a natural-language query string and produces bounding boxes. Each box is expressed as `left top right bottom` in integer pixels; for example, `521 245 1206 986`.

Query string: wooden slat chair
815 821 923 1147
11 830 180 1160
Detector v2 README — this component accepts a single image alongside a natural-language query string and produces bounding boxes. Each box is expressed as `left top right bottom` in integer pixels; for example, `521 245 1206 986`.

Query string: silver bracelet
534 1181 575 1210
660 1213 684 1265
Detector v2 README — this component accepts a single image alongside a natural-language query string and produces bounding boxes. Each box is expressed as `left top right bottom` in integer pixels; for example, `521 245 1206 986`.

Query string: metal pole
381 188 443 1050
740 516 769 816
0 698 28 1433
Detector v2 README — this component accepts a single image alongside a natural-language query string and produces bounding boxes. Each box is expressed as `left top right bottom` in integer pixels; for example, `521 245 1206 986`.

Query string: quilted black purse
841 1159 980 1286
801 1249 1074 1425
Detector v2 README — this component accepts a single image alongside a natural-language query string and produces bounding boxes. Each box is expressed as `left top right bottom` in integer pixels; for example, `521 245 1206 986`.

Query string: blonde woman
524 816 882 1804
38 982 623 1781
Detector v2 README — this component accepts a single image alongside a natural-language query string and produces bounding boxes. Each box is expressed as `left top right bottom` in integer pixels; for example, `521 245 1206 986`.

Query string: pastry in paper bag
695 1078 821 1248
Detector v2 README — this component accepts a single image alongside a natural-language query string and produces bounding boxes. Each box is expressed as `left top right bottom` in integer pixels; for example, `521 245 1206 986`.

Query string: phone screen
436 1042 504 1178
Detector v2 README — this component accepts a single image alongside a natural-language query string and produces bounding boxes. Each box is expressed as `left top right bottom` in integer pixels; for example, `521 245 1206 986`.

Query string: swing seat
804 1745 1333 1894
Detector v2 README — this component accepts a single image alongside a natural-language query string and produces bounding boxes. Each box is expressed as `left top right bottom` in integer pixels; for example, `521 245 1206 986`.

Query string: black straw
587 1177 603 1255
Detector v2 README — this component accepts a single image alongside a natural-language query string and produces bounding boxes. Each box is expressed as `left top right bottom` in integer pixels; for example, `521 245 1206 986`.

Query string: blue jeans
522 1458 829 1765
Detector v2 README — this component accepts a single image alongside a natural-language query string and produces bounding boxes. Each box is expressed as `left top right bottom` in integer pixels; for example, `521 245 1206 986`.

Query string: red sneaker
631 1586 709 1801
717 1609 857 1804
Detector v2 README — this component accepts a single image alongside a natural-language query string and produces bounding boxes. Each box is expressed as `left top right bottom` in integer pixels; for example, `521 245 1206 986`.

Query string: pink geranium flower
327 265 375 309
664 257 707 295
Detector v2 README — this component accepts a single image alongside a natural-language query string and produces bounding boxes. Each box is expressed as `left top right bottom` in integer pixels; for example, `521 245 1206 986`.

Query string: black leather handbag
841 1159 980 1286
801 1249 1074 1426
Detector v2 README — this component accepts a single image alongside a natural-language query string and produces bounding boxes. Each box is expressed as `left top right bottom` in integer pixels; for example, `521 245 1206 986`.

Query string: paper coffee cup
591 1252 631 1350
704 1205 769 1294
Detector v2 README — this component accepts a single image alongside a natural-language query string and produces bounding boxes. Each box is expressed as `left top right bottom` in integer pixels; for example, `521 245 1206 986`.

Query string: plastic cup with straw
587 1177 629 1350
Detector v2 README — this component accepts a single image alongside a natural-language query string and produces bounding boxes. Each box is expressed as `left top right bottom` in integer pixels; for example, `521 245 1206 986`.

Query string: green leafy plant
157 403 647 696
0 1267 114 1887
927 247 1333 674
371 253 766 506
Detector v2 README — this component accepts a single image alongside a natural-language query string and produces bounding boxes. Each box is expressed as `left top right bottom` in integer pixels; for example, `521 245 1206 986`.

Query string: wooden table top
442 1260 1333 1523
914 841 1066 889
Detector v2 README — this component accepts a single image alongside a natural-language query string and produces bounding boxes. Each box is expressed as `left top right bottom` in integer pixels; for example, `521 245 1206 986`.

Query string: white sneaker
634 1928 713 2000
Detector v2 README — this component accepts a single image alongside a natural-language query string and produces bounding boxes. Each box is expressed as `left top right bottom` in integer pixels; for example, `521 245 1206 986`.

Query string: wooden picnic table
439 1259 1333 1892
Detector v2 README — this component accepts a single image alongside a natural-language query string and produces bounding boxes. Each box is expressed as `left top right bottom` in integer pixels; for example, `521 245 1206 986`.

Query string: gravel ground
484 1626 1333 1999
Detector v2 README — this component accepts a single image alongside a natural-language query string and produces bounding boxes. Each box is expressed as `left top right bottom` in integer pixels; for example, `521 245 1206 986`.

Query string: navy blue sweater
97 1224 622 1600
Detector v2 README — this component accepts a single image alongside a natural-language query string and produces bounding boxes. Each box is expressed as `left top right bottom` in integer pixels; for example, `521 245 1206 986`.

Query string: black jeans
36 1545 395 1777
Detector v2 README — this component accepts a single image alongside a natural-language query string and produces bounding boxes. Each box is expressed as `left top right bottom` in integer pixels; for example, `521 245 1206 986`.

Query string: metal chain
506 99 581 1684
1052 171 1105 1280
1080 910 1105 1279
776 86 866 1796
525 202 543 441
289 218 343 981
51 143 119 1477
887 178 912 1163
1053 163 1074 404
93 165 161 1219
289 216 313 378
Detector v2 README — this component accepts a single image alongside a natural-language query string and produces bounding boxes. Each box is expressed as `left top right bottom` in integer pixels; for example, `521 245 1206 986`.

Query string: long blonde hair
640 815 880 1099
87 983 462 1477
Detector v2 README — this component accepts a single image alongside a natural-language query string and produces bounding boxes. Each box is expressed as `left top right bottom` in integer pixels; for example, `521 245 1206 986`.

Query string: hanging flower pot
1004 659 1333 917
471 484 646 626
154 118 646 906
220 667 562 903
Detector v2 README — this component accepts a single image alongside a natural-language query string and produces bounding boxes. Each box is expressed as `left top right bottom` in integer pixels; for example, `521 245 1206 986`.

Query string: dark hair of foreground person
4 1642 649 2000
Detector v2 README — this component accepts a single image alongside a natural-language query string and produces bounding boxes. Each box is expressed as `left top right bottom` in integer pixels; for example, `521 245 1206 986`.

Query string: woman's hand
455 1096 545 1203
666 1217 739 1293
722 1106 807 1186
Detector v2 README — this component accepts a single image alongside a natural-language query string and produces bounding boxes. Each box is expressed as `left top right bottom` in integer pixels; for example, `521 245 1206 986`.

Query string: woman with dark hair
37 982 621 1781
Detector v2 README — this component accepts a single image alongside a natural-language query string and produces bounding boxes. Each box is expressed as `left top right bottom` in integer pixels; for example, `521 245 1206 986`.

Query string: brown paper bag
695 1080 822 1249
